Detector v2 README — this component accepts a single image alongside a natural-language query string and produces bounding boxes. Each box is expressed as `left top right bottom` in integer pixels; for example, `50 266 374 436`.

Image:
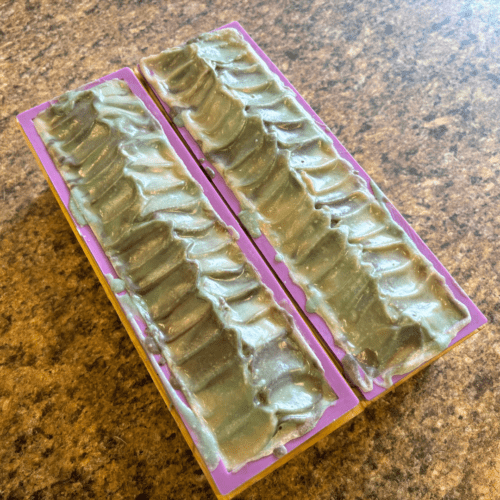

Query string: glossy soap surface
33 78 336 472
140 28 471 391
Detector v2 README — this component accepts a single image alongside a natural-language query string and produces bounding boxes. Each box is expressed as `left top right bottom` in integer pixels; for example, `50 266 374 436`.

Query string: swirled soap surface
140 28 471 391
34 79 336 471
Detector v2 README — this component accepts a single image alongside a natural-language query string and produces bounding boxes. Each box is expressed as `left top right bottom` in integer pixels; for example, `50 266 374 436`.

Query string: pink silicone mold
17 67 360 497
139 21 487 401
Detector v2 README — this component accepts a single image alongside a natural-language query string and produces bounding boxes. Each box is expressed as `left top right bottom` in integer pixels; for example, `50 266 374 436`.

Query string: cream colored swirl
34 79 336 471
140 28 471 391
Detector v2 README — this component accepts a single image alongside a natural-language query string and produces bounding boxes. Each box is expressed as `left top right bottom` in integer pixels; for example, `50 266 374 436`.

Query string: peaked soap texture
140 28 471 391
34 79 336 471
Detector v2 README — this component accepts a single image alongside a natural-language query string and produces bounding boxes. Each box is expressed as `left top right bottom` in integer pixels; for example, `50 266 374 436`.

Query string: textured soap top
140 28 471 392
33 79 336 472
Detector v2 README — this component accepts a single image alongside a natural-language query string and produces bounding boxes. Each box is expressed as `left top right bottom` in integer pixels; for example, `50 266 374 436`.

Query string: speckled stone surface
1 0 499 499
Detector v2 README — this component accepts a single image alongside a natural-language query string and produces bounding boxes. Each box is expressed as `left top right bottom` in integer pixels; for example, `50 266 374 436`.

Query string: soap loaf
140 28 471 391
33 79 336 472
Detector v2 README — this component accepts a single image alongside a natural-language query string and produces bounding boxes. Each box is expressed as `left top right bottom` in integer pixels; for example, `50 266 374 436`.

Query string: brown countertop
1 0 499 499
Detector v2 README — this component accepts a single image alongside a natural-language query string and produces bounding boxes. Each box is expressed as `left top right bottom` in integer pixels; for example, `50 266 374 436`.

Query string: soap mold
17 68 361 499
138 21 487 400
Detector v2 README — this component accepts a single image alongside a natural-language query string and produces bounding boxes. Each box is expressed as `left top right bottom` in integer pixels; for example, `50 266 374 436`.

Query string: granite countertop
1 0 499 499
